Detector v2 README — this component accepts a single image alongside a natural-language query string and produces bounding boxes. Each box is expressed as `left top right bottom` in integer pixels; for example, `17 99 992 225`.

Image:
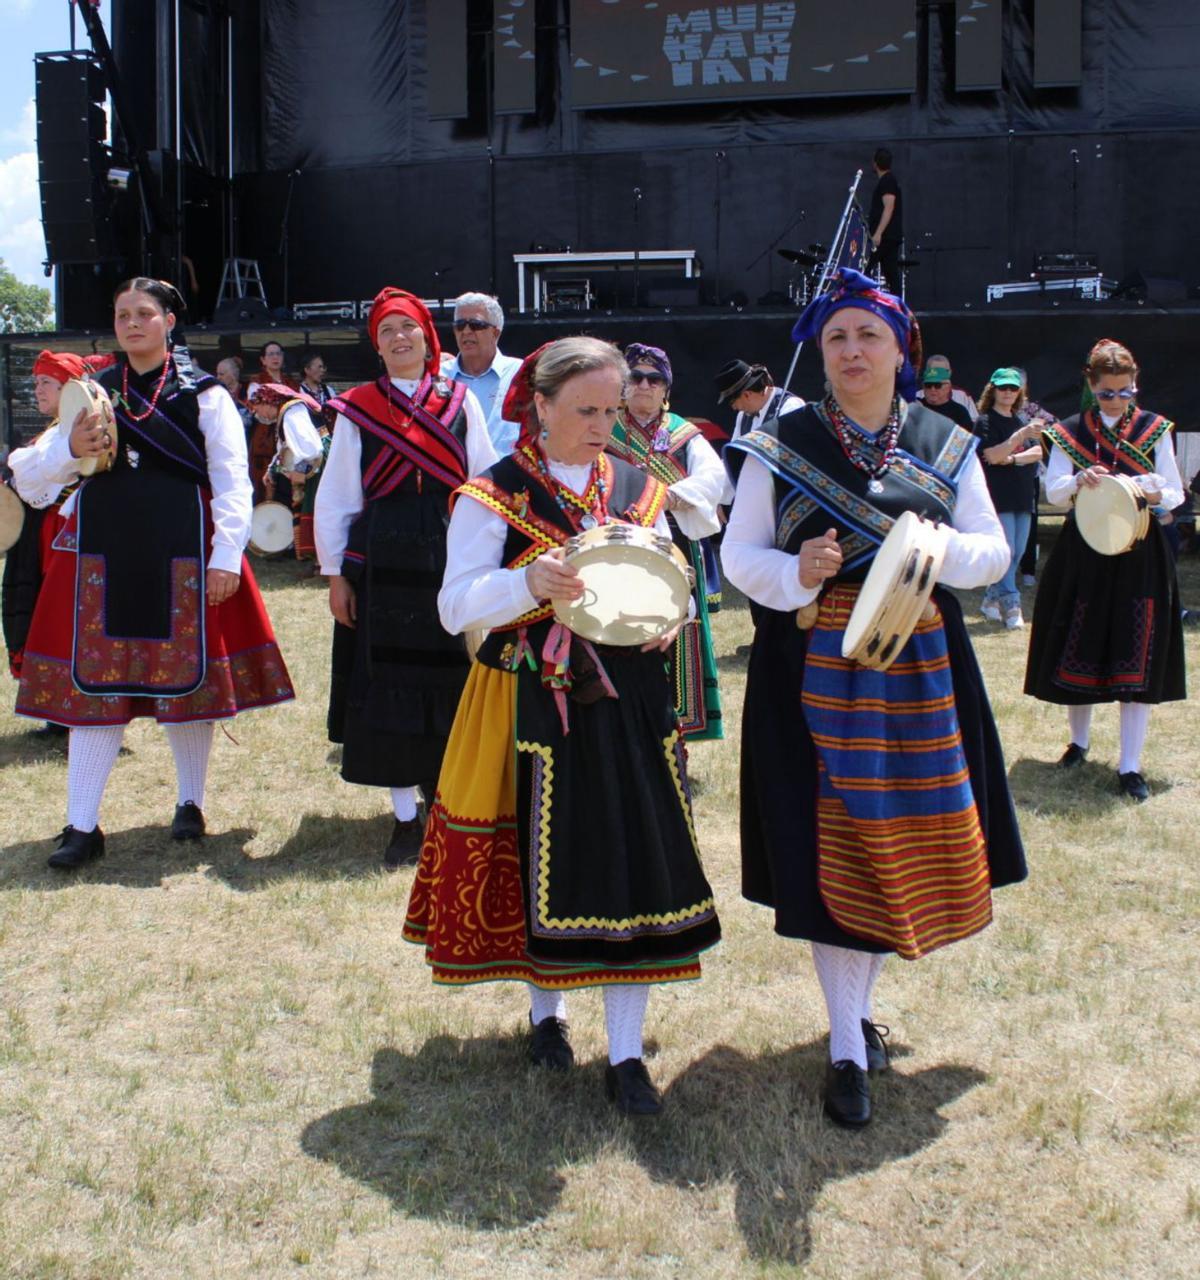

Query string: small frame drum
553 522 694 647
1075 473 1150 556
842 511 950 671
58 378 117 476
248 500 294 556
0 484 25 554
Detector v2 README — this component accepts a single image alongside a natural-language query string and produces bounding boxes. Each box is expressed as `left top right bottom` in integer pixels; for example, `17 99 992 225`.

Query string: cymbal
778 247 821 266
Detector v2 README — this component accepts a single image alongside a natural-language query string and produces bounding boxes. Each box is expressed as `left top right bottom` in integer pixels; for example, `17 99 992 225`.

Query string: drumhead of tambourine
0 485 26 554
1076 474 1140 555
249 502 293 554
554 544 690 646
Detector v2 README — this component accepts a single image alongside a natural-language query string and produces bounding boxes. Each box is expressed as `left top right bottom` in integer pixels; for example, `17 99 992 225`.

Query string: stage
3 302 1199 454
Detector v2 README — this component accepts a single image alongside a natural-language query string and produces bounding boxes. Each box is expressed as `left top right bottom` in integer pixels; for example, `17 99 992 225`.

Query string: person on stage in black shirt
919 362 973 430
868 148 903 296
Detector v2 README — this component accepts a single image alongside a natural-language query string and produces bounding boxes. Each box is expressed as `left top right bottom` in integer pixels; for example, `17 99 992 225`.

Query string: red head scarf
366 287 441 371
82 353 118 375
251 382 321 413
502 342 555 446
32 350 87 385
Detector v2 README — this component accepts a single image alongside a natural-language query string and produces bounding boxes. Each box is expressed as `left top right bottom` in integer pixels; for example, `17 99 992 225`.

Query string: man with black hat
714 360 803 501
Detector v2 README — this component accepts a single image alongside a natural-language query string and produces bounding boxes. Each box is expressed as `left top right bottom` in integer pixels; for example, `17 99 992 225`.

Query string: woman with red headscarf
315 287 495 869
4 350 89 696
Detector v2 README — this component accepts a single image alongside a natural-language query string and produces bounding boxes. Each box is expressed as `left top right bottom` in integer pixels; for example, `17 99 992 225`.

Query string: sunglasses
1094 387 1137 401
630 371 668 386
453 318 493 332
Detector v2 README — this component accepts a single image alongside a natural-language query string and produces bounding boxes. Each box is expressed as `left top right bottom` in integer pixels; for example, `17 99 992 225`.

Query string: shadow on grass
207 811 392 891
0 824 256 890
715 644 753 673
1007 755 1172 816
0 725 69 770
302 1036 984 1262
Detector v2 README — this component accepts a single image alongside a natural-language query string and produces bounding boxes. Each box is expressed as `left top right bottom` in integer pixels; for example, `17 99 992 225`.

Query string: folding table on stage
512 250 699 315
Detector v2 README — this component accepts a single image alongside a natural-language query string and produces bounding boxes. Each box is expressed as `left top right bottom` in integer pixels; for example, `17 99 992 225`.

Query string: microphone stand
277 169 299 315
713 150 726 305
1070 148 1080 263
632 186 643 309
745 206 807 296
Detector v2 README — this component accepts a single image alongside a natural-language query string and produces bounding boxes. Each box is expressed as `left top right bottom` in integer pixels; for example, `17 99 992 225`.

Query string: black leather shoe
383 806 426 871
1118 771 1149 802
862 1020 891 1074
824 1060 871 1129
47 825 105 871
171 801 206 840
605 1058 663 1116
1058 743 1088 769
529 1015 574 1071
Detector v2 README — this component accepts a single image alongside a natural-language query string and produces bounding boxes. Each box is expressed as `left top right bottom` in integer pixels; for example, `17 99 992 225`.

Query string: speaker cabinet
35 53 116 264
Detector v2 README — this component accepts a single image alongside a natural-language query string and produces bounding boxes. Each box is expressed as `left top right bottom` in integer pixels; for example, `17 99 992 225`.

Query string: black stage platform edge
4 306 1200 445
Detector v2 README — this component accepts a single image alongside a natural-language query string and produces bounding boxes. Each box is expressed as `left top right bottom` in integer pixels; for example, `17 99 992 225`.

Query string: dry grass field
1 532 1198 1280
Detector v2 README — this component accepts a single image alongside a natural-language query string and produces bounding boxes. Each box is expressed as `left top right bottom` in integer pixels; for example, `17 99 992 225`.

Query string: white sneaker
980 601 1002 623
1004 607 1024 630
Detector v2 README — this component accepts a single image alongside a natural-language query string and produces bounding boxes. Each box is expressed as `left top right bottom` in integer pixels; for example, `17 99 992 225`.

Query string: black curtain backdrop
102 0 1200 317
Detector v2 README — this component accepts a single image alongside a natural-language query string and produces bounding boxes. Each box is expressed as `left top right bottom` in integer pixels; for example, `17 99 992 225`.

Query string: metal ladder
216 259 267 307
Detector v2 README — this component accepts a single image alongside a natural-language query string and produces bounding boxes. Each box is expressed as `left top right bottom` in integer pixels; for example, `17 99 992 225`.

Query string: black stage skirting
5 306 1200 452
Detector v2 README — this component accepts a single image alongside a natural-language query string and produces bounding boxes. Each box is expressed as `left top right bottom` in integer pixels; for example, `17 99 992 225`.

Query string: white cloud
2 98 36 148
0 148 49 285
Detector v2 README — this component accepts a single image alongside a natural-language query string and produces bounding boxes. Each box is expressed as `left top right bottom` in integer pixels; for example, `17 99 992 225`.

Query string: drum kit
1074 473 1151 556
842 511 950 672
552 523 694 647
777 244 827 307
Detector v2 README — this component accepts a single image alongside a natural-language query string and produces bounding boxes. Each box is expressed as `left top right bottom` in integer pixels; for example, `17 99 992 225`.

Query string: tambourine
248 500 294 555
842 511 950 671
0 484 25 554
1075 473 1150 556
58 379 117 476
552 521 694 647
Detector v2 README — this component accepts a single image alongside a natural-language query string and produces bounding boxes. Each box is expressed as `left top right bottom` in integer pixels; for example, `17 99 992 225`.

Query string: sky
0 0 112 288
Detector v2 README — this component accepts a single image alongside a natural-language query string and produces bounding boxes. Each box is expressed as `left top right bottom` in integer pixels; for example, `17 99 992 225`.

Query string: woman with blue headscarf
721 269 1027 1130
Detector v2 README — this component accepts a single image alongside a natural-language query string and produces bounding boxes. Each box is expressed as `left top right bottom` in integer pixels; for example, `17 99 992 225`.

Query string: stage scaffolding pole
783 169 865 393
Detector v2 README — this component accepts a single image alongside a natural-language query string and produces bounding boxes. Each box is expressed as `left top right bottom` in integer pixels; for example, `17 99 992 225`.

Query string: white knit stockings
66 725 125 832
164 721 214 807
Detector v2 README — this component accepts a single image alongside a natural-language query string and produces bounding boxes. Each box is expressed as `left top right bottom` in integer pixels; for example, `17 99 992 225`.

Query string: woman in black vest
722 268 1026 1130
13 278 295 869
1025 339 1186 801
403 337 721 1117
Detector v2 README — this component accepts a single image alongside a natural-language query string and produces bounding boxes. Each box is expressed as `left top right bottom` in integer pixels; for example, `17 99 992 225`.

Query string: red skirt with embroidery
14 505 295 727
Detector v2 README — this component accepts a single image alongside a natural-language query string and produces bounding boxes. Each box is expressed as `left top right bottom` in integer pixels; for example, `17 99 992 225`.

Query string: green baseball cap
922 365 951 385
990 367 1023 388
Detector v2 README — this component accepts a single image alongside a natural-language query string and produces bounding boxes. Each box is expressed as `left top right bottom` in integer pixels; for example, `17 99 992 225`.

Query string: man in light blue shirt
442 292 523 455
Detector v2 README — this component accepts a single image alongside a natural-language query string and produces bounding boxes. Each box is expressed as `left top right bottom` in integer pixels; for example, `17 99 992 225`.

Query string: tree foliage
0 259 53 334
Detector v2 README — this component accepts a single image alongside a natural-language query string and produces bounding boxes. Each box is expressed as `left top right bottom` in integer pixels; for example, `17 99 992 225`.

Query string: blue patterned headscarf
792 267 923 401
624 342 673 388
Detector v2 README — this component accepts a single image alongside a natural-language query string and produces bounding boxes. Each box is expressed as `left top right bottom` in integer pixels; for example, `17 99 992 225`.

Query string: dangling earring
662 396 671 413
